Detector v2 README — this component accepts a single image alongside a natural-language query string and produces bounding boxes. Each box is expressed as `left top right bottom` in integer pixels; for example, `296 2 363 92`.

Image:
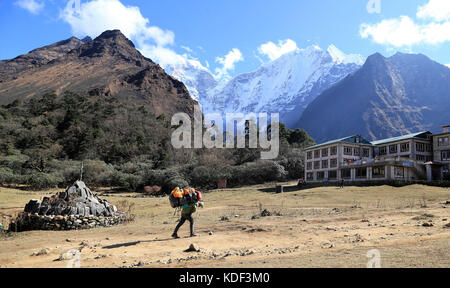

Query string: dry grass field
0 182 449 268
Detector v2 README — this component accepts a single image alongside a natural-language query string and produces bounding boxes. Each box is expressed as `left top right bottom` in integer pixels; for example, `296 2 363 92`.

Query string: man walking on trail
172 190 203 239
340 178 345 189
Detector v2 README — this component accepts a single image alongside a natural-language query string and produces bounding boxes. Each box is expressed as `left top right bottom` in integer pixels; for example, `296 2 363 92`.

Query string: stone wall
297 179 450 190
8 213 128 232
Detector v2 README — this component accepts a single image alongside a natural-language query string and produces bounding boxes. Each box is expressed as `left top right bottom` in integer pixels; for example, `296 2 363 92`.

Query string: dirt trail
0 183 449 268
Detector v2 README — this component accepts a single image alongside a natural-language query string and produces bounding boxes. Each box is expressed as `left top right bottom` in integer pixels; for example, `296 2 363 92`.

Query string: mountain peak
362 52 387 68
81 36 92 44
93 30 135 48
327 45 365 65
76 30 151 63
366 52 385 62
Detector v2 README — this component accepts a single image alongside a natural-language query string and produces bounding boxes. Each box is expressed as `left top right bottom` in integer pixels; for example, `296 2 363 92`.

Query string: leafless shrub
420 196 428 208
115 200 136 222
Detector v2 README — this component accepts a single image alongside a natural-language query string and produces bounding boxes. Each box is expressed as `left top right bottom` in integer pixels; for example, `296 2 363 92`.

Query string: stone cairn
9 181 127 232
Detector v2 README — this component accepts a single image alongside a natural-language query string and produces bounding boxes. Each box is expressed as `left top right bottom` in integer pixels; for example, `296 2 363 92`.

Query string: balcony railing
340 157 419 167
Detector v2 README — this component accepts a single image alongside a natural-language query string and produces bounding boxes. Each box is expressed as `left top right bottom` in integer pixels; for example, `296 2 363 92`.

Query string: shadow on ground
258 185 301 193
102 237 182 249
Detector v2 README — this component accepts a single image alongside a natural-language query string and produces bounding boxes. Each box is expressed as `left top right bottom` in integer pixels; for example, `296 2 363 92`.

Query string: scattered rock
56 250 78 261
32 248 49 256
321 242 334 249
209 231 214 236
422 223 434 227
412 214 435 221
185 243 200 252
220 216 230 222
248 227 267 233
260 209 272 217
94 254 107 259
352 234 364 243
444 223 450 228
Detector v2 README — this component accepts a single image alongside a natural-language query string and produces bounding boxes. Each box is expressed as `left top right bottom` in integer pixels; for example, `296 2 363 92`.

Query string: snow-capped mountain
164 59 217 102
166 45 364 128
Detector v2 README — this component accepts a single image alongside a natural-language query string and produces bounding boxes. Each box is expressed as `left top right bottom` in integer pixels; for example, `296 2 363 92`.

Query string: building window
400 142 410 153
314 161 320 169
307 151 312 160
330 146 337 156
426 156 433 162
373 166 385 178
344 146 353 156
328 171 337 180
416 143 425 152
442 151 450 161
354 148 360 156
356 168 367 178
438 137 449 147
394 167 404 178
389 144 398 154
341 169 351 179
314 150 320 159
317 172 325 180
416 155 426 162
322 148 328 157
363 148 370 157
426 144 432 152
379 146 387 156
322 160 328 169
307 162 312 171
330 158 338 168
307 173 314 181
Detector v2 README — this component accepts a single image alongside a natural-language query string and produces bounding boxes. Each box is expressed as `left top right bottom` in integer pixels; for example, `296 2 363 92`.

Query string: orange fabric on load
171 187 183 199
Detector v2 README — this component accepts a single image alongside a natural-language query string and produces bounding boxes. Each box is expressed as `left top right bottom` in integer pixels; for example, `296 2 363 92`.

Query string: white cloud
257 39 298 61
446 64 450 68
417 0 450 21
215 48 243 80
181 46 193 54
60 0 252 80
15 0 44 15
360 0 450 47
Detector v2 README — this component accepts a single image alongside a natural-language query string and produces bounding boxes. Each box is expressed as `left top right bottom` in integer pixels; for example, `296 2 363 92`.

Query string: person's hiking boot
172 233 180 239
190 233 198 237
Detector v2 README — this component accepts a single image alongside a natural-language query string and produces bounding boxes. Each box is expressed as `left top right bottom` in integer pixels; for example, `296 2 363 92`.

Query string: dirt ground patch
0 183 449 268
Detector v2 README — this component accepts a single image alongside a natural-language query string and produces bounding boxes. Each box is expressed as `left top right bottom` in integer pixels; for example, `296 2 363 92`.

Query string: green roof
306 135 372 150
371 131 431 146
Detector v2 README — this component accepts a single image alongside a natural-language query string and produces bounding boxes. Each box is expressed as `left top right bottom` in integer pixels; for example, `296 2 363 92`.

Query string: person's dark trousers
173 213 195 236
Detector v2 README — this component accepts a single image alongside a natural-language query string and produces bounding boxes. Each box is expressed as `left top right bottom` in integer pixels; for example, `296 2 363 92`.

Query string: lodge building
304 126 450 182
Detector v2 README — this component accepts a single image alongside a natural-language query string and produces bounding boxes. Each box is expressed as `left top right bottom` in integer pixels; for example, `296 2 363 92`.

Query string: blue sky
1 0 450 78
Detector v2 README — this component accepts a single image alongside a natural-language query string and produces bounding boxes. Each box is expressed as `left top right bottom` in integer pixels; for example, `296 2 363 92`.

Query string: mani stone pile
9 181 126 232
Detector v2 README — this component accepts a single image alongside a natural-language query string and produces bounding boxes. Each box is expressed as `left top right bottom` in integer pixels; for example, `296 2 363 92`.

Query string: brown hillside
0 30 196 117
